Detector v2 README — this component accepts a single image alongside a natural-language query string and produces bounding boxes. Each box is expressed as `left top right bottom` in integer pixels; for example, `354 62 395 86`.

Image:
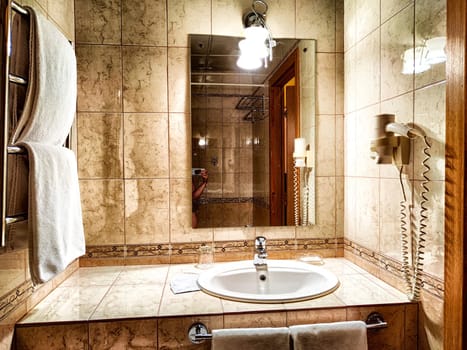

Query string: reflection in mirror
190 35 315 229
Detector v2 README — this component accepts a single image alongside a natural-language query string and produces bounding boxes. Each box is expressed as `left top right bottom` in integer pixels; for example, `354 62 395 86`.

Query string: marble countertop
19 258 409 324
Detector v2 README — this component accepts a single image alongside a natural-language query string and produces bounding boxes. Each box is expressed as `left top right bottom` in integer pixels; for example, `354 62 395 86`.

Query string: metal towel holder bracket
188 311 388 344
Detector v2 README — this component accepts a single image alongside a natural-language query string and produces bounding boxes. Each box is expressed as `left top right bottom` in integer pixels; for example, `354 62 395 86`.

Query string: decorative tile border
344 239 444 300
85 238 345 260
0 280 34 322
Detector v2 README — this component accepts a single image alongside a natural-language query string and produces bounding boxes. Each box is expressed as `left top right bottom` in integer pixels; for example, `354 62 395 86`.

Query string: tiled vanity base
15 259 417 349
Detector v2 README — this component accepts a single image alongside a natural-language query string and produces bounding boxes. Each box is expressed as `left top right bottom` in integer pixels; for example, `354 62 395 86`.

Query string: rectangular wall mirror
190 34 316 229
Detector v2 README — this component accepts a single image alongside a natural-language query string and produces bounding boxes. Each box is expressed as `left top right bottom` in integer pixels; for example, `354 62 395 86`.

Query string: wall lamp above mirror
190 33 316 230
237 0 276 70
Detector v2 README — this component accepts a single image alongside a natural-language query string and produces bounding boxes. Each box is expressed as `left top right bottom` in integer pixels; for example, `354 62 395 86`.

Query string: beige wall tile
354 105 380 178
77 113 123 179
125 179 170 245
211 0 251 37
414 82 446 181
355 30 380 109
74 0 121 44
261 0 296 38
47 0 74 40
335 0 344 52
381 0 413 23
80 179 124 245
316 53 336 114
287 308 346 325
343 0 356 51
122 46 168 113
353 178 379 251
168 0 211 46
381 5 414 101
316 115 336 176
296 0 335 52
168 48 189 113
355 0 380 42
124 113 169 178
89 319 157 349
336 54 344 114
344 46 357 113
122 0 167 46
15 323 88 350
76 45 122 112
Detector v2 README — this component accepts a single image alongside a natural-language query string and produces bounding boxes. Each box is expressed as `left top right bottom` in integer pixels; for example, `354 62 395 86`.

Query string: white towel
212 327 290 350
290 321 368 350
170 273 200 294
11 8 85 284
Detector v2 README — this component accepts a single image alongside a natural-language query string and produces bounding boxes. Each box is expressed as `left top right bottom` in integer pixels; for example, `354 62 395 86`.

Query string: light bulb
237 54 262 70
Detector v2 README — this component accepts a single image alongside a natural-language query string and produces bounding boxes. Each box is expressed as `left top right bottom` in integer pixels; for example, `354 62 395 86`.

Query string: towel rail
188 312 389 344
1 0 30 247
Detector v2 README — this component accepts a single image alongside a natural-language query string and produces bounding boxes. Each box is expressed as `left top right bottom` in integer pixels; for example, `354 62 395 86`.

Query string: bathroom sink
197 260 339 303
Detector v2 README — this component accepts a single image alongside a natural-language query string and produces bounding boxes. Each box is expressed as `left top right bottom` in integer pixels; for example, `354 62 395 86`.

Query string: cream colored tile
379 178 412 261
168 0 211 46
221 299 286 313
381 0 413 23
344 0 356 51
75 0 121 44
355 0 380 42
336 0 344 52
60 266 122 287
169 113 190 178
296 0 335 52
354 105 380 178
284 293 344 311
344 46 357 114
122 0 167 45
413 82 446 181
122 46 168 113
115 265 169 285
91 284 163 319
211 0 250 37
79 179 125 245
353 177 379 251
47 0 74 40
125 179 170 244
315 176 336 229
355 30 380 109
260 0 295 38
89 319 158 349
343 177 357 242
316 115 336 176
123 113 169 178
76 45 122 112
316 53 336 115
415 0 446 89
159 289 223 316
255 226 295 240
77 113 123 179
333 275 405 305
19 286 108 323
335 176 344 236
168 48 189 113
344 111 357 176
336 54 344 114
15 324 88 350
381 5 414 101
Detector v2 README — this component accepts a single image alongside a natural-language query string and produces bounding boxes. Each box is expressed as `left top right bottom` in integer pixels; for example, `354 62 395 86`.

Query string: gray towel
212 327 290 350
290 321 368 350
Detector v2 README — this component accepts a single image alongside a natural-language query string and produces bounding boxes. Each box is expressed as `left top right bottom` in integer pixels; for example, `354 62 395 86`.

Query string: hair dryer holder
370 114 415 166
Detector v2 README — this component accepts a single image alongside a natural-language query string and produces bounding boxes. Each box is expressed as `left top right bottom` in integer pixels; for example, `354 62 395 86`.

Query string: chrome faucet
254 236 268 270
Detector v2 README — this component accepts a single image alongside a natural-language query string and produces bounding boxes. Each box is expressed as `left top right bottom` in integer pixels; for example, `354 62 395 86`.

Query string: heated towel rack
1 0 30 247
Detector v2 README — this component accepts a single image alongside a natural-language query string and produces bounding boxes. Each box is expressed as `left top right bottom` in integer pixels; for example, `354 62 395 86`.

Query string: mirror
190 34 316 228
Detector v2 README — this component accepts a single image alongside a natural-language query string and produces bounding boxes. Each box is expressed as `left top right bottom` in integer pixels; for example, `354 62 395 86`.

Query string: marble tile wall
343 0 446 349
0 0 76 348
75 0 344 252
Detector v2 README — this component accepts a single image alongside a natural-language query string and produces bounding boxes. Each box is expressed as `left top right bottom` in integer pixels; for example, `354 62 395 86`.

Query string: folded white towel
21 142 85 283
212 327 290 350
290 321 368 350
170 273 200 294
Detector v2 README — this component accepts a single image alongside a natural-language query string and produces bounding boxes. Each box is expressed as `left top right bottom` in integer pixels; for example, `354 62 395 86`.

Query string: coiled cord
302 169 310 226
400 136 431 301
293 165 300 226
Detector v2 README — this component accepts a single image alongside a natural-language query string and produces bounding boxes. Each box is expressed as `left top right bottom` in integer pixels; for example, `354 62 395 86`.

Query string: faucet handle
255 236 266 251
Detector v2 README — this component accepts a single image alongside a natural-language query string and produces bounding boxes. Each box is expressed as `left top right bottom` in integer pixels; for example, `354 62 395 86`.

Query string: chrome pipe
11 1 28 16
7 145 26 154
8 73 27 85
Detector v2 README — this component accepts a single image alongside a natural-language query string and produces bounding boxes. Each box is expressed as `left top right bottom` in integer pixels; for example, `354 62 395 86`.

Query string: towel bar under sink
188 311 388 344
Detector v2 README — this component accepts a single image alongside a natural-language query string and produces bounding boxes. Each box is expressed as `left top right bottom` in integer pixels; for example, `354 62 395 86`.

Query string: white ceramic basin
197 260 339 303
